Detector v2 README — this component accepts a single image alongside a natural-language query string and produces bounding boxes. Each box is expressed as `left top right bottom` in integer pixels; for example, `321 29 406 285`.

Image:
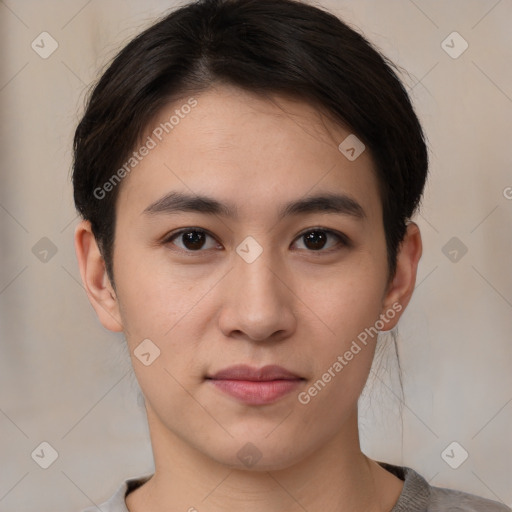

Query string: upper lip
207 364 303 381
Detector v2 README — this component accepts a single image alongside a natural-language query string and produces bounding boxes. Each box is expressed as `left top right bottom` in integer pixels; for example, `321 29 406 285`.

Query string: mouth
206 364 306 405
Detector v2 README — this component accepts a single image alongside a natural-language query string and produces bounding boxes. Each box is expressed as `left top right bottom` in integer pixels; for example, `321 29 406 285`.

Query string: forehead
115 84 382 225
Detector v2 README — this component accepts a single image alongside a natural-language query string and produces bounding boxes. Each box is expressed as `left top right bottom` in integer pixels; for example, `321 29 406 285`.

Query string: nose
217 247 297 342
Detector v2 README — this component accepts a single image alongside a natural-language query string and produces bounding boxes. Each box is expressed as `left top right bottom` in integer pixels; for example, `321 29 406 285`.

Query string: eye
292 228 349 252
164 228 221 252
163 227 350 254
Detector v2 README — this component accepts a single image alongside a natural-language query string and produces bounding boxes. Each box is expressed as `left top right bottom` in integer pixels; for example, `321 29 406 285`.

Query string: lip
208 364 302 381
206 364 304 405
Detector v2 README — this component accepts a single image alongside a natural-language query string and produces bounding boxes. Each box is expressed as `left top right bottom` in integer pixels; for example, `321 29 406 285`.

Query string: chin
206 437 310 472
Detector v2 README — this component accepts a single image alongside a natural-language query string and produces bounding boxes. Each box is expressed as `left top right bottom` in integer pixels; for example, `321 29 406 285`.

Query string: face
77 84 417 471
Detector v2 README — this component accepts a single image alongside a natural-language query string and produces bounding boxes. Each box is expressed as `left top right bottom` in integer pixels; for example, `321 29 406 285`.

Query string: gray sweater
80 462 511 511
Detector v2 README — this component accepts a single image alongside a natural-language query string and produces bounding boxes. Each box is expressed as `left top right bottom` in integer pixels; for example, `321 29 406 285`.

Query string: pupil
183 231 205 250
304 230 326 250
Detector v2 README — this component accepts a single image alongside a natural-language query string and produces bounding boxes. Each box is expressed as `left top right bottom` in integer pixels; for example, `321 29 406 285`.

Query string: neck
126 405 403 512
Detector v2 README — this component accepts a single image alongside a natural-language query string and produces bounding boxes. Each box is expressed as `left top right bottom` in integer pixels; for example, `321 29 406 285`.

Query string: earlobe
380 221 423 331
74 219 123 332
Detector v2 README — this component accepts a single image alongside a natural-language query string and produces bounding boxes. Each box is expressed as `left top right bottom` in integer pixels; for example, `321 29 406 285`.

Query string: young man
73 1 510 510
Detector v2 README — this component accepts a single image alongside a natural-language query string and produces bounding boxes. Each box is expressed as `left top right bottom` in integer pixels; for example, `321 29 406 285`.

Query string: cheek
114 257 213 390
297 276 381 418
114 247 204 339
297 259 386 340
295 261 385 400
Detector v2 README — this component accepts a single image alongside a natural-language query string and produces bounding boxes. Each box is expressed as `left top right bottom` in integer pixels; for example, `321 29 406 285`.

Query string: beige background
0 0 511 510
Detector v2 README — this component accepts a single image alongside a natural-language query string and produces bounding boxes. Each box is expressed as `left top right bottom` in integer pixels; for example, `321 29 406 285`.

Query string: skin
75 84 422 512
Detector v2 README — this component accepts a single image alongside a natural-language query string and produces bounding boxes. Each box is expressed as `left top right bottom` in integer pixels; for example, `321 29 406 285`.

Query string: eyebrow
143 191 366 221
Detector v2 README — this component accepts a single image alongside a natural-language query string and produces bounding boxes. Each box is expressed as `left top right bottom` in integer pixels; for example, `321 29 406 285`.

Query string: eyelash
162 227 351 255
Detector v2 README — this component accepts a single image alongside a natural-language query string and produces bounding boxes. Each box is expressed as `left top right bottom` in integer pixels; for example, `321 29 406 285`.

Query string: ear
380 221 422 331
74 219 123 332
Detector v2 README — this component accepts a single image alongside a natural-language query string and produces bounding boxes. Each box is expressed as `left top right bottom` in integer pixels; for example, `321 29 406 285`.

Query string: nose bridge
219 235 295 340
234 239 285 306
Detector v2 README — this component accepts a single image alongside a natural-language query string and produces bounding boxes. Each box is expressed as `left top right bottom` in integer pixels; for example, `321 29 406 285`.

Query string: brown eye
166 229 219 252
303 230 328 250
293 229 348 252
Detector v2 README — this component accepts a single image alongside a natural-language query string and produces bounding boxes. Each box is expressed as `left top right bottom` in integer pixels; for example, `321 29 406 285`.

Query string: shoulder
378 462 511 512
78 474 152 512
428 485 511 512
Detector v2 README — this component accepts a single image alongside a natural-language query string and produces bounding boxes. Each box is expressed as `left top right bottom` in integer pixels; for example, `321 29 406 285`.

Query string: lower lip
208 379 302 405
